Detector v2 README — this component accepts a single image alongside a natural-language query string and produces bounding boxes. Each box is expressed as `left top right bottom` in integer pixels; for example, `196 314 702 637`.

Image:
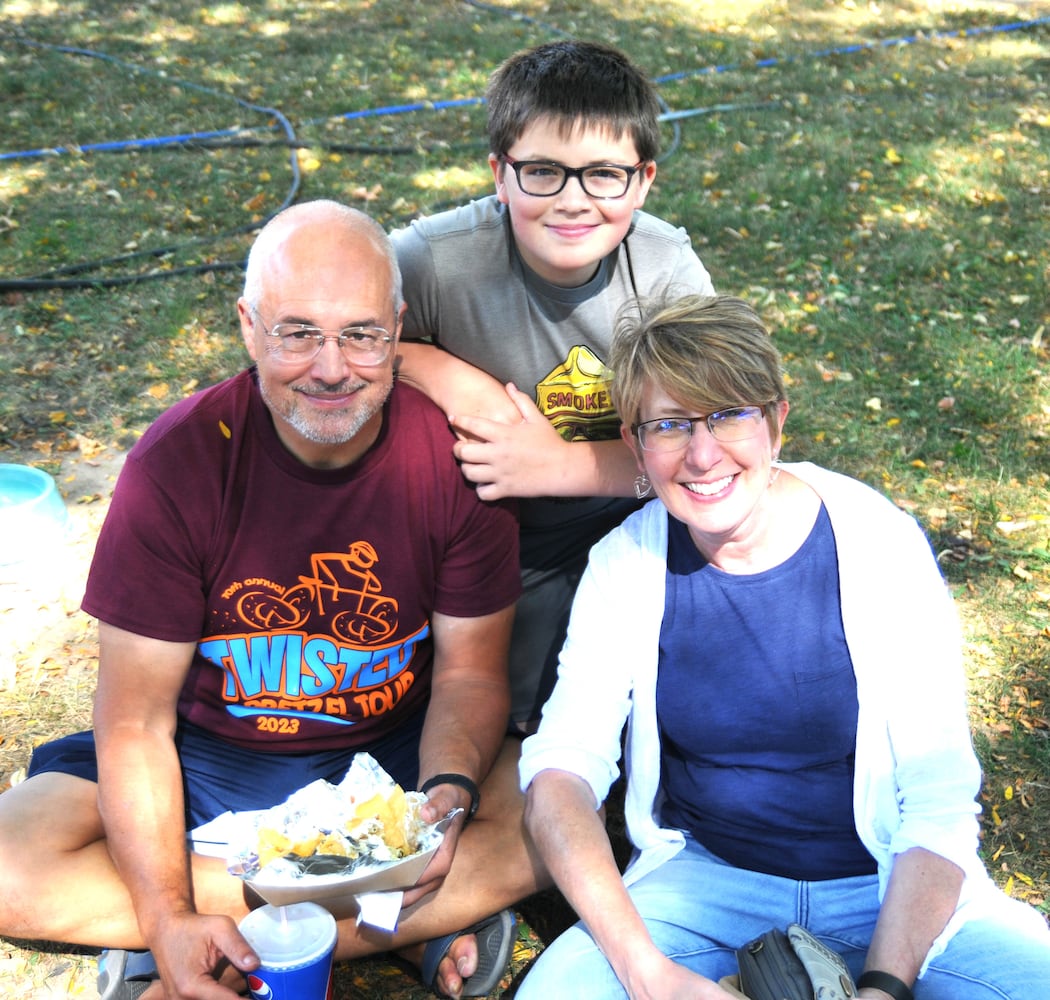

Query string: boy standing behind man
393 41 714 731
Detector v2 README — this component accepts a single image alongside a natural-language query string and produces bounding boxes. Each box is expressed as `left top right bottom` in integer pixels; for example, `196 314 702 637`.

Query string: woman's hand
618 947 739 1000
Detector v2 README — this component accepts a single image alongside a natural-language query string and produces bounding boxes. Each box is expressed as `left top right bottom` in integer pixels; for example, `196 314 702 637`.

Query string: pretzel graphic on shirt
234 541 399 645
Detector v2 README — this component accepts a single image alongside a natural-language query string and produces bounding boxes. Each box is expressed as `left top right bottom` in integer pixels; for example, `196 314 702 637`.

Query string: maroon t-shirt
83 371 520 752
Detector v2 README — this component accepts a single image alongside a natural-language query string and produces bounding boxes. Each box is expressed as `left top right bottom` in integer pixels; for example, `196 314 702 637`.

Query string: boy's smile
490 117 656 288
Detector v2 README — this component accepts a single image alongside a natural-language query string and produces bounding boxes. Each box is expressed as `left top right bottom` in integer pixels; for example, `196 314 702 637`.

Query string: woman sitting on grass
516 293 1050 1000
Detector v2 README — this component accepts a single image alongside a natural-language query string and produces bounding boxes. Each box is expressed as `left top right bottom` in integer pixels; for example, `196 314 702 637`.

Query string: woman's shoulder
783 461 903 511
783 462 931 562
592 499 668 557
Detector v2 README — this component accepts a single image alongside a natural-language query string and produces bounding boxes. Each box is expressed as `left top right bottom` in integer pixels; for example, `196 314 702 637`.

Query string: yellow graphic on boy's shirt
536 345 620 442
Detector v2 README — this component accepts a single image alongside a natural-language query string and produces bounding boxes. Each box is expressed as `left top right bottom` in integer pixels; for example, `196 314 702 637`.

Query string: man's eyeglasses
250 309 394 366
500 155 646 199
633 405 773 452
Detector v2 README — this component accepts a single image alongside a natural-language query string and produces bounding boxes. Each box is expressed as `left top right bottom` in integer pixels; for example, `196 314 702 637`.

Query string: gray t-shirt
391 194 715 724
392 194 714 529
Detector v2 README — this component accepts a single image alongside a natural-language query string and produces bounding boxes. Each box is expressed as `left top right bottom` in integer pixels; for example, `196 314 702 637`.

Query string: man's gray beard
260 379 392 445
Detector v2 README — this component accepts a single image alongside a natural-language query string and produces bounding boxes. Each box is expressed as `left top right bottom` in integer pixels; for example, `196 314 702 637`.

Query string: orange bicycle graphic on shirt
234 541 399 645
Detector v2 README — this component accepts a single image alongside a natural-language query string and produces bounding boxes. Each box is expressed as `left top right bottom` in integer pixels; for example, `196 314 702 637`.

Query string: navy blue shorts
27 712 425 829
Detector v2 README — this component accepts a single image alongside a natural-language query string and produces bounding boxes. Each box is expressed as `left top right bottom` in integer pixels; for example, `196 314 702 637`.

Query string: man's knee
0 771 104 855
0 773 106 931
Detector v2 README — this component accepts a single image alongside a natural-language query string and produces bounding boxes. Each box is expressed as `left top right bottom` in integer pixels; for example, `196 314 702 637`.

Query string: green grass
2 1 1049 994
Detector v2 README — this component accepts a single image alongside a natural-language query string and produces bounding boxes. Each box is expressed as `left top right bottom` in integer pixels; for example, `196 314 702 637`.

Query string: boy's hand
450 383 570 499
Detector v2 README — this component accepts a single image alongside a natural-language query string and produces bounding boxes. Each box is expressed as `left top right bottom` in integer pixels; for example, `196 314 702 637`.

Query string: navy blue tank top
656 505 876 880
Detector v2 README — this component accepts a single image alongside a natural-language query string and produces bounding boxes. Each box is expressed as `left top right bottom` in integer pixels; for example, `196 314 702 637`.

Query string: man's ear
237 299 258 361
391 300 407 347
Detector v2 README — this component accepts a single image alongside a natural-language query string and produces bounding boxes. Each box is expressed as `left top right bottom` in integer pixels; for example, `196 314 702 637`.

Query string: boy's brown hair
485 40 661 161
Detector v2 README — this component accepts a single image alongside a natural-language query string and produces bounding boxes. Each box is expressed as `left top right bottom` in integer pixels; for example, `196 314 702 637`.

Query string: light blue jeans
516 836 1050 1000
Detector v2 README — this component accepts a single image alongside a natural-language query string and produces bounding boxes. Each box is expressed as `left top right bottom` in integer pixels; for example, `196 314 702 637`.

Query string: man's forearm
97 727 197 939
419 675 509 790
420 608 515 794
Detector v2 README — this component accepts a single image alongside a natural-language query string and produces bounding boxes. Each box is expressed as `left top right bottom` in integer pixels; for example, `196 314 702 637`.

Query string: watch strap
420 772 480 821
857 970 914 1000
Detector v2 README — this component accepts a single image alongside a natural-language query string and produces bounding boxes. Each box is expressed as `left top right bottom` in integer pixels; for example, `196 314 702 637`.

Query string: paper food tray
245 837 440 909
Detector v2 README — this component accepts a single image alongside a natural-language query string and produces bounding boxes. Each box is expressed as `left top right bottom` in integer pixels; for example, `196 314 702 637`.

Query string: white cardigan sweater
520 462 1044 966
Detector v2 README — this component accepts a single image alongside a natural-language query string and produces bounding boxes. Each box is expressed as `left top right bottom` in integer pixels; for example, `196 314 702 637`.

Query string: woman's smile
682 474 736 498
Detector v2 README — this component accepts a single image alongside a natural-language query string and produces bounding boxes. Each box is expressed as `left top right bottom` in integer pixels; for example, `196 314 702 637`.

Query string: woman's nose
681 421 722 467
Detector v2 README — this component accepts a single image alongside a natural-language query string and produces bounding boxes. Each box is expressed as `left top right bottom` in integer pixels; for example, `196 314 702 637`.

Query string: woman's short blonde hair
610 293 787 437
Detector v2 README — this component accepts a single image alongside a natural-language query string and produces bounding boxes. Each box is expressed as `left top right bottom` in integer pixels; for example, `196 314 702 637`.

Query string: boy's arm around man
398 339 643 500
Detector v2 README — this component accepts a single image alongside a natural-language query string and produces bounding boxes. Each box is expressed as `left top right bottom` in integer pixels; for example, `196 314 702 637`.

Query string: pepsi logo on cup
246 974 273 999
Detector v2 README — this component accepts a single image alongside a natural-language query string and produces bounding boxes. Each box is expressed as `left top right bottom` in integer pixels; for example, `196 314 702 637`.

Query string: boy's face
489 117 657 288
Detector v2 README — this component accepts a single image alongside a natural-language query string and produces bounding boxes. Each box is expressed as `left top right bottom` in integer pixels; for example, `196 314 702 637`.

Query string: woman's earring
634 474 652 500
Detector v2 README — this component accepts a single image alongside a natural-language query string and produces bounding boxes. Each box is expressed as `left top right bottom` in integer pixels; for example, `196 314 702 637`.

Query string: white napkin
355 890 404 931
189 810 251 858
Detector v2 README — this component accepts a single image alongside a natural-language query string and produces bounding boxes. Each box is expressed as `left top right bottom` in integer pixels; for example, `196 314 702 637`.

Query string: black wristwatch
420 772 480 821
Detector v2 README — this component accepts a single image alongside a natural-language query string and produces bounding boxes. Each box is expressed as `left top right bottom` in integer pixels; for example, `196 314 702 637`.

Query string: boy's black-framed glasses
500 155 646 199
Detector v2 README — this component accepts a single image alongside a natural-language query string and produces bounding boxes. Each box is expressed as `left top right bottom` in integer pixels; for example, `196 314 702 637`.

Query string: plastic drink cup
239 902 337 1000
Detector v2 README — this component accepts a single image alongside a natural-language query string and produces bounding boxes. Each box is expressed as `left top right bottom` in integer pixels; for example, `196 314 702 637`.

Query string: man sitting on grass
0 200 546 1000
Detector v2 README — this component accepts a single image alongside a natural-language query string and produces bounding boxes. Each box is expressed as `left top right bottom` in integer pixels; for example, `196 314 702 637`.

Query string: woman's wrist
857 970 914 1000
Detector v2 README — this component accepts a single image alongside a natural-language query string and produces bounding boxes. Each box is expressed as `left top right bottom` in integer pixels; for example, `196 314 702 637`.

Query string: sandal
421 908 516 997
97 948 159 999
